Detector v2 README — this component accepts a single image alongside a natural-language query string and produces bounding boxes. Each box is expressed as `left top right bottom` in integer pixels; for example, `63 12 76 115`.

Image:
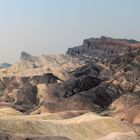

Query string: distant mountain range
0 63 12 69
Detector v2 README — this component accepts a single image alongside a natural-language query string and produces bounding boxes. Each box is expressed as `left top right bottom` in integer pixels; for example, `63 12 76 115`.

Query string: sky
0 0 139 63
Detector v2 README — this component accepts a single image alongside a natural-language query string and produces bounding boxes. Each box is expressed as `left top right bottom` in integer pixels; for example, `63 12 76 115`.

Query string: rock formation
67 36 140 58
0 52 84 80
0 36 140 139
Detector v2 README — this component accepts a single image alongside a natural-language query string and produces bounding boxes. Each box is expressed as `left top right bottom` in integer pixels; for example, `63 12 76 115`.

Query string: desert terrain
0 36 140 140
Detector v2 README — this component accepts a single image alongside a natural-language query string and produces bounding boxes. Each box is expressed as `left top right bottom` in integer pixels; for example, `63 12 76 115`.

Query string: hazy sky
0 0 140 63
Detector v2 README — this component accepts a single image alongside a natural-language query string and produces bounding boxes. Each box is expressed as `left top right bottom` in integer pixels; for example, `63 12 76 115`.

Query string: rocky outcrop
54 75 102 98
67 36 140 61
20 51 33 61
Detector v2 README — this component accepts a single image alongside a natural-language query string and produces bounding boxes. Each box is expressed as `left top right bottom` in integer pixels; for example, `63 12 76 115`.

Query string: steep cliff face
67 36 140 59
